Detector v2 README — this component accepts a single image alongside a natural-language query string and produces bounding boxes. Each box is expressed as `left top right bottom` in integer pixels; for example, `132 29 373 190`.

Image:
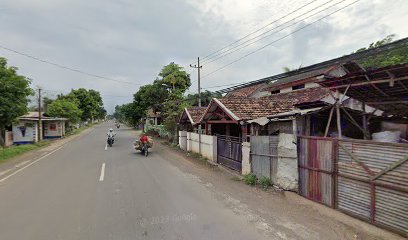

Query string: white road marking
104 144 107 151
0 146 63 183
15 160 31 168
99 163 106 182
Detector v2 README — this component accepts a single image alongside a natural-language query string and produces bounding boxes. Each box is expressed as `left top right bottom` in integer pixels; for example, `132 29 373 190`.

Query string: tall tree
186 90 222 107
158 62 191 91
66 88 105 121
0 57 33 145
46 99 83 124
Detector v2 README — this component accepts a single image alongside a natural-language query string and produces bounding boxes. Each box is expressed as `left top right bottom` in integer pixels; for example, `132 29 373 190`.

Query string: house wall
13 120 38 144
186 132 217 161
268 121 293 135
43 121 64 138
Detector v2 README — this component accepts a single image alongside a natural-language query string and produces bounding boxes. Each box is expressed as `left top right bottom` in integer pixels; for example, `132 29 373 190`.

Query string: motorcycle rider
140 134 148 144
107 128 116 144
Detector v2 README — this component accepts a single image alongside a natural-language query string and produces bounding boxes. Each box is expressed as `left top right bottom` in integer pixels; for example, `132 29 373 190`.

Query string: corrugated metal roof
215 37 408 94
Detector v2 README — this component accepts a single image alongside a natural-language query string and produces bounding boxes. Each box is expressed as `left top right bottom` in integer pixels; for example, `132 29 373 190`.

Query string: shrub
259 176 271 190
243 173 257 186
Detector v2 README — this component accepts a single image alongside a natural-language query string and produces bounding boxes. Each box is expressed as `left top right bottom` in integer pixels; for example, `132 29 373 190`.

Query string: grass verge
0 141 50 163
0 123 96 164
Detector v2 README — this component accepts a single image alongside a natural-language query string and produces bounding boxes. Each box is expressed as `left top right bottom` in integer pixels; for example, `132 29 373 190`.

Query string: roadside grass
243 173 257 186
0 123 97 164
0 141 50 163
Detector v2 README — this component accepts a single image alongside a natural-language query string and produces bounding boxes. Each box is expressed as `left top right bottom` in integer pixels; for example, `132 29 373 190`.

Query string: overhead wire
201 0 361 80
201 0 343 65
0 45 141 86
200 0 321 61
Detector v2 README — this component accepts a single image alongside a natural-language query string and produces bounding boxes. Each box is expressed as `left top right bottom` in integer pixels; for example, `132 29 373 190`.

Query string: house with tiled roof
178 107 207 132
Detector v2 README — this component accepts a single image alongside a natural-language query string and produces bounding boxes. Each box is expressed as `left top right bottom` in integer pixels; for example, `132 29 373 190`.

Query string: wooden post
362 102 368 140
335 91 342 139
324 107 335 137
336 104 342 139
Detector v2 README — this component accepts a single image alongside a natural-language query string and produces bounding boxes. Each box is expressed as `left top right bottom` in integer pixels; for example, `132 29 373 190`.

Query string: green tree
158 62 191 91
65 88 105 121
114 103 141 126
0 57 33 145
46 99 83 124
186 90 222 107
355 34 408 68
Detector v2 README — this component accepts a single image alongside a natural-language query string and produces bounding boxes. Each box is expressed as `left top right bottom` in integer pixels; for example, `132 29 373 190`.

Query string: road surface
0 122 267 240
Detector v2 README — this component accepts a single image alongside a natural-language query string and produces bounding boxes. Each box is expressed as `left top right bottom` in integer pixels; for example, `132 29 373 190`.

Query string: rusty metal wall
298 136 335 207
375 186 408 233
250 136 279 181
337 139 408 236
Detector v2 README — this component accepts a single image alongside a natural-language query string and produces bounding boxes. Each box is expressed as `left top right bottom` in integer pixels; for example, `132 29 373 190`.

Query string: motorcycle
107 136 114 147
134 137 153 157
141 142 148 157
116 124 120 129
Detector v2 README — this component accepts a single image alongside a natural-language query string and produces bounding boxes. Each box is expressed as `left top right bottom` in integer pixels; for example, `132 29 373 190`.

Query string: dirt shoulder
0 125 97 179
153 139 404 240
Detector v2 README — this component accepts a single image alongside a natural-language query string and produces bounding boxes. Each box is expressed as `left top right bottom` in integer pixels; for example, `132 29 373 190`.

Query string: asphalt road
0 122 266 240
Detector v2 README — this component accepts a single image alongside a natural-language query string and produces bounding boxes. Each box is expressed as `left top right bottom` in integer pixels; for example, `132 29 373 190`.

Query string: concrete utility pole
38 88 42 142
190 57 203 154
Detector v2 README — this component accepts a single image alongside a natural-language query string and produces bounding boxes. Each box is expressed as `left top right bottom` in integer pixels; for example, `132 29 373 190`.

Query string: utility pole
38 88 42 142
190 57 203 154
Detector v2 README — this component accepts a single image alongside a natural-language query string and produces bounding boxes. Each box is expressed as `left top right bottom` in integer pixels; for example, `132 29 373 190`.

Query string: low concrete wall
178 131 187 150
276 133 298 191
185 132 217 161
242 142 251 175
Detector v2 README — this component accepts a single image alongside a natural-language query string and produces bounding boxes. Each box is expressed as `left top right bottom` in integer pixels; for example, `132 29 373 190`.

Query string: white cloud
0 0 407 113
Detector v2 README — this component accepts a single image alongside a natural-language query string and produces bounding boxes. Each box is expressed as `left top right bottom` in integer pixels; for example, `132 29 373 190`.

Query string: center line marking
104 144 107 150
99 163 106 182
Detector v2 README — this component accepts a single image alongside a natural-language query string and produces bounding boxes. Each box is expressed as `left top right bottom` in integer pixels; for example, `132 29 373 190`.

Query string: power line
41 88 131 98
202 0 342 65
201 0 320 61
0 45 141 86
202 0 360 79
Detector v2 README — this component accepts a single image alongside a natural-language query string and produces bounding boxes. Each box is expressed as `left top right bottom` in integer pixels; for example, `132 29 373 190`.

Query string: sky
1 0 408 113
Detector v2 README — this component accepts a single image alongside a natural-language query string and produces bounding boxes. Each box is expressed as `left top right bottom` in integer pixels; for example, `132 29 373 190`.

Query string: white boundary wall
179 131 187 150
180 132 217 161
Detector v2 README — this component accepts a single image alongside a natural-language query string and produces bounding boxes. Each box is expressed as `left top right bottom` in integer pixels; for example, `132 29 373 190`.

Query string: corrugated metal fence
250 136 279 182
298 136 336 207
338 139 408 235
298 136 408 236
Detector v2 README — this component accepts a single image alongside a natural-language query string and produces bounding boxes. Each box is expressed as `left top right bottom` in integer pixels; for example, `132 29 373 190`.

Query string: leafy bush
259 176 271 190
243 173 257 186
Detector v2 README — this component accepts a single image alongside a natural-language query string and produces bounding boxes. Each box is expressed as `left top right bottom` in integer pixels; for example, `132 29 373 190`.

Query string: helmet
109 128 113 132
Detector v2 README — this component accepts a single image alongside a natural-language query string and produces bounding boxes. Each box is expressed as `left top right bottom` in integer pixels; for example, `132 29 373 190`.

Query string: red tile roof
225 83 265 97
187 107 207 124
218 88 332 120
